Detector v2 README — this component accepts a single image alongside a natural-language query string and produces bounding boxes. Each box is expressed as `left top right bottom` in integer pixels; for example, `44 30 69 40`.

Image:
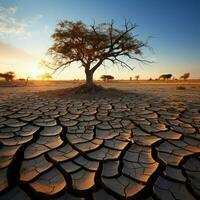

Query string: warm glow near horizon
30 67 45 78
0 0 199 80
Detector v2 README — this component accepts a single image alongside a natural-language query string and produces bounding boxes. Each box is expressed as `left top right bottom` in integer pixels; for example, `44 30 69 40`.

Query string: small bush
176 86 186 90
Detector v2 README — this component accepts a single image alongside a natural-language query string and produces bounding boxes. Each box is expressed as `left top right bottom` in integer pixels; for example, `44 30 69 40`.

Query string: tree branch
45 58 78 74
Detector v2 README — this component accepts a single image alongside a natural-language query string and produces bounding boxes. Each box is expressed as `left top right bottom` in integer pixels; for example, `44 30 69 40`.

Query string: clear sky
0 0 199 80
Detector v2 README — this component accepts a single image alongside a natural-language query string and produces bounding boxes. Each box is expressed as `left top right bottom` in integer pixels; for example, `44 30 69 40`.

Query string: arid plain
0 80 200 200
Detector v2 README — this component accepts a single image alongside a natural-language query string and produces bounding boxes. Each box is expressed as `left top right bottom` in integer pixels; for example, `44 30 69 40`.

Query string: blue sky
0 0 199 79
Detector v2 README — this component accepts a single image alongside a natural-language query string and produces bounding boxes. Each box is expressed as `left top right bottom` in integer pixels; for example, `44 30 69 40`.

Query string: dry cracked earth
0 87 200 200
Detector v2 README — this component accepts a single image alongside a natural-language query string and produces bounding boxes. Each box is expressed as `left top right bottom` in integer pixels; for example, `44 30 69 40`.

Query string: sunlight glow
30 66 45 79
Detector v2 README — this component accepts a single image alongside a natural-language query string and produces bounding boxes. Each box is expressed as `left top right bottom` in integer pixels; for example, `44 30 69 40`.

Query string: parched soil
0 81 200 200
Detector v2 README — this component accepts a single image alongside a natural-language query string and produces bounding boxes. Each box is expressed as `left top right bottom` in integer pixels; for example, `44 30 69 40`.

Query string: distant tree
0 71 15 82
159 74 172 80
0 73 6 80
18 77 31 86
6 72 15 81
130 77 132 81
100 75 114 82
38 73 52 80
135 75 139 80
172 77 178 81
180 73 190 80
149 77 152 80
46 19 151 90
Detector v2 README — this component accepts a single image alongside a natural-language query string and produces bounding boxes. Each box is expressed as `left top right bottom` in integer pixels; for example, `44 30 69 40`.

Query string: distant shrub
159 74 172 80
100 75 114 82
0 71 15 82
135 75 139 80
176 86 186 90
180 73 190 80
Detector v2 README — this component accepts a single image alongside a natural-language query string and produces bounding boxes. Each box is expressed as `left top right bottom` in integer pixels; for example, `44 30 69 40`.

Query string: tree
46 19 151 89
180 73 190 80
135 75 139 80
159 74 172 80
6 72 15 81
0 71 15 82
100 75 114 81
38 73 52 80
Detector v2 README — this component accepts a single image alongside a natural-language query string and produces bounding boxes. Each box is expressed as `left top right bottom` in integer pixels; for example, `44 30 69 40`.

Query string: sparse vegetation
135 75 139 80
180 73 190 80
46 19 150 91
176 86 186 90
100 75 114 82
159 74 172 80
0 71 15 82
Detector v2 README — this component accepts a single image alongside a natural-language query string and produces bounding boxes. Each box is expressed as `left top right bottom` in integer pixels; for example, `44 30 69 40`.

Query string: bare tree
180 73 190 80
46 19 151 89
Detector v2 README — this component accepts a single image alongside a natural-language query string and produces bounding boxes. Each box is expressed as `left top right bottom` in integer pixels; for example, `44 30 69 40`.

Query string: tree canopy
135 75 140 80
159 74 172 80
180 73 190 80
0 71 15 82
47 19 151 89
100 75 114 81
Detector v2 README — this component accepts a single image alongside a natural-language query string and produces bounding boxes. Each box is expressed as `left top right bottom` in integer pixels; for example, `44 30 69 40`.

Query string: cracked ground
0 83 200 200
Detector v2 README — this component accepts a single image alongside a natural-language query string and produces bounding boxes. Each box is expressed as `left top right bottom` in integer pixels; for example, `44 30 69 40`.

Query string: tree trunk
85 70 94 89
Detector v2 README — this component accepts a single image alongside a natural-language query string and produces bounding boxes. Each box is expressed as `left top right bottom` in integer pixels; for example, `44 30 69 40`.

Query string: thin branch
109 19 114 47
55 65 68 76
115 58 135 70
109 21 137 51
45 58 78 74
126 54 153 64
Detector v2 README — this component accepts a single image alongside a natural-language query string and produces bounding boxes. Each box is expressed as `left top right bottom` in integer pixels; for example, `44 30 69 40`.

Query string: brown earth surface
0 80 200 200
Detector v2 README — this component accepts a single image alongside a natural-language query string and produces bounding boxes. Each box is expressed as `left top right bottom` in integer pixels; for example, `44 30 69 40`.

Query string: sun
31 67 45 79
